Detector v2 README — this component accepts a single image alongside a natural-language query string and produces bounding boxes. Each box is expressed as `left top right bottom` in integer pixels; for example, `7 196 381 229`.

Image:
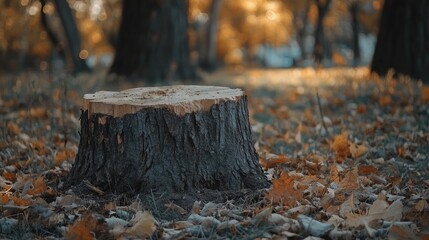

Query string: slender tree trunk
109 0 197 83
201 0 222 71
371 0 429 83
53 0 90 74
40 0 66 62
294 0 311 66
350 1 360 66
313 0 332 65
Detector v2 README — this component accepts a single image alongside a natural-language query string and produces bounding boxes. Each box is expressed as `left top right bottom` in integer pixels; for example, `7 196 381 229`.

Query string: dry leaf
55 149 76 166
298 215 334 237
331 132 350 162
388 225 418 240
126 211 156 238
266 173 302 207
27 176 47 196
379 95 392 106
414 199 428 212
7 123 20 135
30 107 47 118
260 155 289 169
339 192 357 218
64 213 97 240
339 168 359 190
358 165 377 175
349 142 368 158
164 202 187 215
422 86 429 103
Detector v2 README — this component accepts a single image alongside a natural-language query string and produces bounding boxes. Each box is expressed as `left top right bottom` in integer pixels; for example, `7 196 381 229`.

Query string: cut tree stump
69 85 269 194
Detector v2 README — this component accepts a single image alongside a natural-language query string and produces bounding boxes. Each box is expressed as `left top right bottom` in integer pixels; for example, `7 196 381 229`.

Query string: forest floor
0 67 428 239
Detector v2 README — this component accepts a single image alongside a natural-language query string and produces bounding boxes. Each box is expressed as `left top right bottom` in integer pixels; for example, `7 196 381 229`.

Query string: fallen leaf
379 95 392 106
349 142 368 158
126 211 156 238
339 192 357 218
30 107 47 118
331 132 350 162
64 213 97 240
414 199 428 212
266 173 302 207
298 215 334 237
339 168 359 190
54 149 76 166
388 225 418 240
7 123 20 135
27 176 47 196
422 86 429 103
358 165 378 175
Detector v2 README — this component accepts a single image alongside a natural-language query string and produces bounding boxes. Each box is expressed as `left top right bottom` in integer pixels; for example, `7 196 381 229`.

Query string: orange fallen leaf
379 95 392 106
357 104 366 114
331 132 350 162
65 213 97 240
55 149 77 166
30 107 47 118
0 193 10 204
2 171 16 182
266 173 302 207
7 122 20 135
126 211 156 238
31 140 48 156
12 196 31 206
422 86 429 103
358 165 377 175
27 176 47 196
260 155 289 169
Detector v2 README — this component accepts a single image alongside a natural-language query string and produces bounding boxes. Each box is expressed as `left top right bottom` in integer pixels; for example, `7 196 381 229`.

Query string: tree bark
349 1 360 66
69 86 269 194
53 0 90 74
313 0 332 65
371 0 429 83
201 0 222 71
109 0 197 83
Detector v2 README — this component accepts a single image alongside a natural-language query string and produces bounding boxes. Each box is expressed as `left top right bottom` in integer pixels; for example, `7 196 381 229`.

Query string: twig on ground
316 90 331 138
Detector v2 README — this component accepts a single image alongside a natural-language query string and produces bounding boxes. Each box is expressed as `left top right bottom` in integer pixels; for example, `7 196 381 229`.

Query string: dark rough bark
109 0 197 83
69 97 269 194
40 0 66 63
371 0 429 83
349 1 360 66
313 0 332 65
53 0 90 74
200 0 222 72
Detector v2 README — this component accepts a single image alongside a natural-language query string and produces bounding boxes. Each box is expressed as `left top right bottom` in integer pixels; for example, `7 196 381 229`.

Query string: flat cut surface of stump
70 85 269 194
83 85 243 117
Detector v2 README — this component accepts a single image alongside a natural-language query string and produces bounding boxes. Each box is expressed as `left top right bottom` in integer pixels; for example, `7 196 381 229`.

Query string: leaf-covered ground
0 68 428 239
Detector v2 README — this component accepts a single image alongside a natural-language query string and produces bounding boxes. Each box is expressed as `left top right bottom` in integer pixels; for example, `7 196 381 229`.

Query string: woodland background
0 0 429 239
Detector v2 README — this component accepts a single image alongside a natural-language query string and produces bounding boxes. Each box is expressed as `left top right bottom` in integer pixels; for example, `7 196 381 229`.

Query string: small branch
316 90 331 138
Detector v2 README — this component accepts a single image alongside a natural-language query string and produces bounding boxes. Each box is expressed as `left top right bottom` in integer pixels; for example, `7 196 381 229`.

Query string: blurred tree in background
109 0 197 83
371 0 429 83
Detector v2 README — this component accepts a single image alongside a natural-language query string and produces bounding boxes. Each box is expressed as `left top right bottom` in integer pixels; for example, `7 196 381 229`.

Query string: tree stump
69 85 269 194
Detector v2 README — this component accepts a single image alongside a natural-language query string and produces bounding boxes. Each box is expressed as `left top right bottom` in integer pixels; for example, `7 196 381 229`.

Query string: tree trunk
349 1 360 66
371 0 429 83
53 0 90 74
313 0 332 65
201 0 222 71
69 86 269 194
109 0 197 83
